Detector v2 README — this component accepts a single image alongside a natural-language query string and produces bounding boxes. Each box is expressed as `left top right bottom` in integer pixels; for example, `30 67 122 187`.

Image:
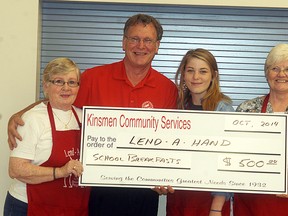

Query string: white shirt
9 102 82 203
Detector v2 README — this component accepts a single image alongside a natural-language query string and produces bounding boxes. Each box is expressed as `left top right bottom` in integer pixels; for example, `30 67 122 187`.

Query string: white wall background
1 0 288 214
0 0 39 212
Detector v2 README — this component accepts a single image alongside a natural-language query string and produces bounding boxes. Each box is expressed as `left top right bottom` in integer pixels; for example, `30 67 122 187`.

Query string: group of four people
4 13 288 216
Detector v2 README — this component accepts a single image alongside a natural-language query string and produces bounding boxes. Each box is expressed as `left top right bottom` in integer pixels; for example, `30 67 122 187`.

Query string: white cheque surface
79 107 288 194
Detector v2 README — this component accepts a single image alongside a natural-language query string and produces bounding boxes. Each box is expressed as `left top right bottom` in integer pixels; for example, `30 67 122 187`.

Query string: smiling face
184 58 213 104
267 60 288 94
43 70 79 111
122 23 160 70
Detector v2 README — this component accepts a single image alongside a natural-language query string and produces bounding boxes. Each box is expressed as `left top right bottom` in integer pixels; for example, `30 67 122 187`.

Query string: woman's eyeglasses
49 79 79 87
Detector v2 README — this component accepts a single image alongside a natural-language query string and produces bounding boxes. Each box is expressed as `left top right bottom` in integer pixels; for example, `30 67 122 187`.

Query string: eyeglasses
269 66 288 75
125 35 157 46
49 79 79 87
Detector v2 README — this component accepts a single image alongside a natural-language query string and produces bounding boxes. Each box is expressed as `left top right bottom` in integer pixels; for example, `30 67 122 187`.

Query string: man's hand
7 100 45 150
7 114 24 150
276 194 288 198
153 185 174 195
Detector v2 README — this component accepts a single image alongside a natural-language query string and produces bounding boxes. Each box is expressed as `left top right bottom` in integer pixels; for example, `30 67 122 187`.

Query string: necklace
53 110 73 129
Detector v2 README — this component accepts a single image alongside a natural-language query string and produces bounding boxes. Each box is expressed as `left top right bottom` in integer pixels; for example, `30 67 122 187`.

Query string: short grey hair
264 44 288 77
43 57 80 83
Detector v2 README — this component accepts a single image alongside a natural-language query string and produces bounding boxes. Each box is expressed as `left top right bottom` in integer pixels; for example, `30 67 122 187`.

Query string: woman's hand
58 159 84 178
152 185 174 195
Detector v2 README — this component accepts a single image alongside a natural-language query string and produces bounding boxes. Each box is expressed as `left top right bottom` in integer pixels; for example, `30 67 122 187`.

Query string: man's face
122 23 160 69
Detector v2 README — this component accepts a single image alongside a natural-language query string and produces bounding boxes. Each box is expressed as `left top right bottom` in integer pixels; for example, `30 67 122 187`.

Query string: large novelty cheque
79 107 288 194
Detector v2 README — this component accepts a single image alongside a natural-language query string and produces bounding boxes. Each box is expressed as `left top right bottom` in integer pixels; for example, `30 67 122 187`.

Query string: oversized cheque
79 107 288 194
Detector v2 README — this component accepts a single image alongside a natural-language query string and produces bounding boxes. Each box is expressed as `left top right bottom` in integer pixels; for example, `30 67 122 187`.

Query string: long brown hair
175 49 231 110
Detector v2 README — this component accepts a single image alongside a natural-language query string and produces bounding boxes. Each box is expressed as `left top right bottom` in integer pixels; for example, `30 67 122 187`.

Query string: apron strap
47 102 81 129
261 94 270 113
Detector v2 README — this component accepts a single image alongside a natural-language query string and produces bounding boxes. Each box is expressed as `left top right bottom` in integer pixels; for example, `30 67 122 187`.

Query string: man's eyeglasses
269 66 288 75
125 36 157 46
49 79 79 87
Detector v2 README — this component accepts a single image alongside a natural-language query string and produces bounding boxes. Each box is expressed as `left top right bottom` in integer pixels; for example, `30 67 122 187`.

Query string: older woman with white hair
234 43 288 215
4 58 90 216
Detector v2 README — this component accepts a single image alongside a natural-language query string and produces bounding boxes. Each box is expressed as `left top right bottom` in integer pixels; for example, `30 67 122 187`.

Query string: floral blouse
236 96 288 113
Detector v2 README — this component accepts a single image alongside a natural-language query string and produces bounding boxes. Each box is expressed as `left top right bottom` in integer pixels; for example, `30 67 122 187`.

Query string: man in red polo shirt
75 60 177 109
74 14 177 216
8 14 177 216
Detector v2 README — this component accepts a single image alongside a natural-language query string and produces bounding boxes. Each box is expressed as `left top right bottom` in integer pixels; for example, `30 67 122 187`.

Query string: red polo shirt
74 60 177 109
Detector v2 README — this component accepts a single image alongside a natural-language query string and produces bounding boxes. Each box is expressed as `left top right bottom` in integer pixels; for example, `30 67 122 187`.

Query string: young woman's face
43 70 79 111
184 58 213 98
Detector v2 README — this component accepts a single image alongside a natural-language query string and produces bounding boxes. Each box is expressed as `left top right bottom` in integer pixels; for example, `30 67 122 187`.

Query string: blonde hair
175 49 231 110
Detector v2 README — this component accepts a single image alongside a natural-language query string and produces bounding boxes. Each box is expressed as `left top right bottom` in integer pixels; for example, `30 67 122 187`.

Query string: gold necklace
53 110 73 129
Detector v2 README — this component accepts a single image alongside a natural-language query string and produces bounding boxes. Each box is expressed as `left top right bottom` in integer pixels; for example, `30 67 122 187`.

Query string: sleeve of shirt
216 101 235 112
236 102 246 112
10 111 41 160
235 97 260 112
211 192 233 200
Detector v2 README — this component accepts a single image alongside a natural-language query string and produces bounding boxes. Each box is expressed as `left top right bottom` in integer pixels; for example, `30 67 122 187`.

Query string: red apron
27 103 90 216
234 94 288 216
167 191 230 216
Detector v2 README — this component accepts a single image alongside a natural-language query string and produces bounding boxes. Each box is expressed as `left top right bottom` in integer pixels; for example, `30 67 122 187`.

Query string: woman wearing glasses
234 44 288 215
4 58 90 216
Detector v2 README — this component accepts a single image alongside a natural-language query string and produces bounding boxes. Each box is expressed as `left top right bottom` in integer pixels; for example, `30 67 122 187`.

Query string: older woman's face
267 60 288 94
44 70 79 111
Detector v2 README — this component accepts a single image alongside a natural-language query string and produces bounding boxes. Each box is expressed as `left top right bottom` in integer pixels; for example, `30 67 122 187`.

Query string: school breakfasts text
86 113 191 132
